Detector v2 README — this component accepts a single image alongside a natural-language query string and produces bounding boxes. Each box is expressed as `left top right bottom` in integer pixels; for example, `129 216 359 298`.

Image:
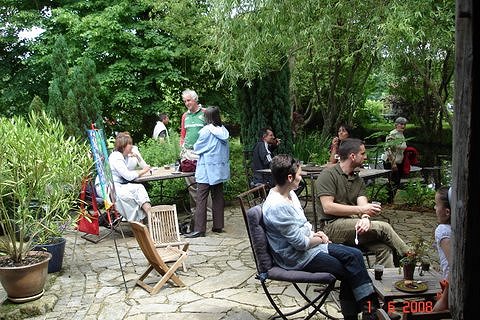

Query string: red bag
180 159 197 172
77 179 100 235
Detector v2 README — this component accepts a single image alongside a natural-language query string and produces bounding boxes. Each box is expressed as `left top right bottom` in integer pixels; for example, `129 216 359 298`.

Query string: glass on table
374 264 384 280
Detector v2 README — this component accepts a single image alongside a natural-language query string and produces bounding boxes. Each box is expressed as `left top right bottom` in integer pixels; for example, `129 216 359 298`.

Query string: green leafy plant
293 132 331 164
400 181 435 208
400 235 430 267
0 111 92 263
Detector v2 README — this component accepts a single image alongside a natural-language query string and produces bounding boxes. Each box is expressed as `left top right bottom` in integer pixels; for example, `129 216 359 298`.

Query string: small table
368 267 442 314
135 167 195 210
134 167 194 183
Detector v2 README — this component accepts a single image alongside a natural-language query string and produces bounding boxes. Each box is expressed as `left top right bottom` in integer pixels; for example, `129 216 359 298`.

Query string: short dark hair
337 138 364 161
270 154 300 186
205 106 222 126
258 127 273 140
159 113 168 121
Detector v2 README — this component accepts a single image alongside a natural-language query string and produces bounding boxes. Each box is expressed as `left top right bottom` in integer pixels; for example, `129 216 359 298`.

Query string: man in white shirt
152 114 169 140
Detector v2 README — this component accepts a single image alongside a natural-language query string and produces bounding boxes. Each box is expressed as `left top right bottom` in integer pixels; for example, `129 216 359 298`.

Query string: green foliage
399 181 436 208
47 35 102 138
0 111 92 262
381 0 455 135
293 132 331 164
237 65 293 154
353 99 385 126
365 184 390 204
208 0 388 137
224 138 249 200
29 95 46 114
400 235 430 266
138 133 182 167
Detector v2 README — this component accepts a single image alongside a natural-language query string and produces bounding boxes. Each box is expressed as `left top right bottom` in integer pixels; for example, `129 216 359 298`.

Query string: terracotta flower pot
403 263 415 280
0 251 51 303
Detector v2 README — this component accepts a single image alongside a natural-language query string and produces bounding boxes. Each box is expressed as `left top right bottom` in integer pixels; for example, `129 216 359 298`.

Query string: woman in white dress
109 132 152 222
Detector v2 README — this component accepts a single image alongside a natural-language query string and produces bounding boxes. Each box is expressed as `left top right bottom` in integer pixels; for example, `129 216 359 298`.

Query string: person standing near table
382 117 408 200
185 107 230 238
152 113 170 140
179 89 212 217
316 138 409 268
263 154 382 320
109 133 152 222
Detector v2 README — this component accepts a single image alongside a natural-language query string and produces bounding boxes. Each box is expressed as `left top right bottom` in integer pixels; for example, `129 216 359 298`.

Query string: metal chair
241 203 337 320
147 204 189 272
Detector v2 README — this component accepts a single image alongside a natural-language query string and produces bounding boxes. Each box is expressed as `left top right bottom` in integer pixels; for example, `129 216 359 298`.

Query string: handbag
77 179 100 235
180 159 197 172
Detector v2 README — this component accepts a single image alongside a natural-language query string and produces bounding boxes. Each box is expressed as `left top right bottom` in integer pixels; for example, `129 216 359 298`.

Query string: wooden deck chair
242 204 337 320
130 221 187 294
147 204 189 272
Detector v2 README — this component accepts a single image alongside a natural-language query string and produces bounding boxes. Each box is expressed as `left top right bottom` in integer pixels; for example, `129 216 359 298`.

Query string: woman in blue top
263 154 381 320
185 107 230 238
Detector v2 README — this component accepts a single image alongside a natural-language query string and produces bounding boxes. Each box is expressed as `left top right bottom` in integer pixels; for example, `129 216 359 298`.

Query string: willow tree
381 0 455 141
208 0 388 138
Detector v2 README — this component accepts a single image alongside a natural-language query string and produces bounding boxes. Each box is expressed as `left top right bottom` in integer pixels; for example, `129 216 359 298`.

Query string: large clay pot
403 263 415 280
0 251 51 303
34 237 66 273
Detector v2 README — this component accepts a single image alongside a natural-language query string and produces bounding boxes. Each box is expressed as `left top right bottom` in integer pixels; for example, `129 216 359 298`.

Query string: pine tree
47 35 102 138
238 64 293 154
29 95 46 114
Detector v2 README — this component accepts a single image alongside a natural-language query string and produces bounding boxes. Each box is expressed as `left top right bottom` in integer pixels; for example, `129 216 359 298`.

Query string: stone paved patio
0 205 438 320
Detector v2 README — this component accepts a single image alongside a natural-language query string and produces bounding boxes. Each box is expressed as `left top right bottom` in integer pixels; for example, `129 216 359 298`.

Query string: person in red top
179 89 211 223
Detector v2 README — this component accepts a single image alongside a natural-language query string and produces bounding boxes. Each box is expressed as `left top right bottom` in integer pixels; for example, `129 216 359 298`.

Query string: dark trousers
194 182 225 232
383 161 405 202
304 244 374 317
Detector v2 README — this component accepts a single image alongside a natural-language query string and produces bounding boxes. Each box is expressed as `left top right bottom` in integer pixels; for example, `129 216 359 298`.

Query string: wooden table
135 167 195 210
368 267 442 314
134 167 194 183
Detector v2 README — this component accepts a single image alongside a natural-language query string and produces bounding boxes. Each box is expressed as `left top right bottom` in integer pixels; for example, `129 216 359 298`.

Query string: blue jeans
304 244 375 315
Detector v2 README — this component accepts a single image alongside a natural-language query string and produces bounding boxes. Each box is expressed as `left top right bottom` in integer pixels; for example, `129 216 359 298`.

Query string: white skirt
113 182 150 222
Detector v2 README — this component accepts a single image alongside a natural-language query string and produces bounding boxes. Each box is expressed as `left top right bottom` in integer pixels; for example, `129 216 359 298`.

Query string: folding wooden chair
130 221 187 294
147 204 189 271
242 204 337 320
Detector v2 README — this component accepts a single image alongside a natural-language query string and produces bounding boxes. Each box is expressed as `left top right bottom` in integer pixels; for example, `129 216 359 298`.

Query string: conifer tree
47 35 102 138
29 95 46 114
238 64 293 154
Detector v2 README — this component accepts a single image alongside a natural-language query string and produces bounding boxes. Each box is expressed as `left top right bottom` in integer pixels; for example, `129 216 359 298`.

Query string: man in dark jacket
251 127 280 187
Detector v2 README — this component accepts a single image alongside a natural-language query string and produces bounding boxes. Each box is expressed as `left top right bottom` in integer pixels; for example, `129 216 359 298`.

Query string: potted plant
0 110 92 301
399 235 430 280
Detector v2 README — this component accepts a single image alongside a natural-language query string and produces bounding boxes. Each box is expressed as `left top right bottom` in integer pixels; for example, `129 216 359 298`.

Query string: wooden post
452 1 480 319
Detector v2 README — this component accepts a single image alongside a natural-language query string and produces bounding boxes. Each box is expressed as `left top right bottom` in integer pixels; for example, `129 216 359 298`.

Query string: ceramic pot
34 237 66 273
403 263 415 280
0 251 51 303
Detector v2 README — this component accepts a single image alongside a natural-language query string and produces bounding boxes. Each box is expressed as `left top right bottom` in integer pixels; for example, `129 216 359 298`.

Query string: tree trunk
452 1 480 319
